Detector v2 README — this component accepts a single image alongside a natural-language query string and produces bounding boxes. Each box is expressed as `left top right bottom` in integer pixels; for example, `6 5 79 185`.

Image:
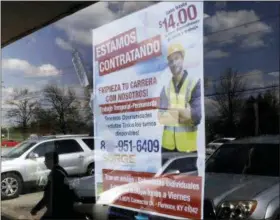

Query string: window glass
55 140 83 154
1 1 279 220
32 141 55 157
82 138 94 150
164 157 198 174
206 143 279 176
2 2 279 140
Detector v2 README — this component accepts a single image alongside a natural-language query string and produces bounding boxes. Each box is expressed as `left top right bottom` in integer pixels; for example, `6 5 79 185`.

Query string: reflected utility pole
72 48 90 88
253 102 259 136
72 47 93 136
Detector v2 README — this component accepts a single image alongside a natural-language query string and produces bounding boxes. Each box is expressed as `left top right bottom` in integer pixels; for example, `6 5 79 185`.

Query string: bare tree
83 88 93 120
6 89 38 137
213 68 247 135
43 85 80 134
82 87 94 135
30 105 57 135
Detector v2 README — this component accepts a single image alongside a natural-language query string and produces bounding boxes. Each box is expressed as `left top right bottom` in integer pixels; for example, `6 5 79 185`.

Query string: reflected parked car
1 134 95 200
1 139 19 147
1 147 15 156
1 141 21 156
70 152 198 204
206 137 235 156
99 135 279 220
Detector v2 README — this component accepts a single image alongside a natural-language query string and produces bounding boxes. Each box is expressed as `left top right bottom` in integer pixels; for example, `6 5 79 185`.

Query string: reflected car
1 146 18 156
70 152 198 204
1 141 22 156
206 137 235 156
99 135 279 220
1 140 19 147
1 135 95 200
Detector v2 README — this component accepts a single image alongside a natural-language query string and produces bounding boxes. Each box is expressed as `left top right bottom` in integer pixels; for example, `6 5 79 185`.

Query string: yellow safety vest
162 75 198 152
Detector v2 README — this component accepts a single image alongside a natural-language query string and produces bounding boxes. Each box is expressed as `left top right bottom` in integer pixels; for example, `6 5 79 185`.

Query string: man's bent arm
31 189 47 213
158 87 179 125
189 79 202 125
179 79 202 125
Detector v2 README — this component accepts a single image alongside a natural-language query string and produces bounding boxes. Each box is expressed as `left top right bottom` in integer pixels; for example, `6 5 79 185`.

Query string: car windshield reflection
206 143 279 177
3 142 36 158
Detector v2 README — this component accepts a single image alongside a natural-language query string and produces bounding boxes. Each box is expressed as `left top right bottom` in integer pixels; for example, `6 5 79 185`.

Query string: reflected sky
1 2 279 125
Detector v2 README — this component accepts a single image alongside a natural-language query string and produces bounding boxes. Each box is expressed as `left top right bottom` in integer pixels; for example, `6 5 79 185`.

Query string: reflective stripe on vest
164 125 197 132
162 74 198 152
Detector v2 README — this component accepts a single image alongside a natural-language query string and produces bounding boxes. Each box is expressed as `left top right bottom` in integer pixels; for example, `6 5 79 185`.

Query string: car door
25 141 55 183
54 139 84 175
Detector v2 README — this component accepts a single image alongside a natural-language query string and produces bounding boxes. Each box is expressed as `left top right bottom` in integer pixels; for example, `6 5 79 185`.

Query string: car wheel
1 173 22 200
87 163 95 176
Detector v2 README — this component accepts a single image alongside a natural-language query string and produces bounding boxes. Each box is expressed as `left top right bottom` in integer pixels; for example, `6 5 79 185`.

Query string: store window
1 2 279 220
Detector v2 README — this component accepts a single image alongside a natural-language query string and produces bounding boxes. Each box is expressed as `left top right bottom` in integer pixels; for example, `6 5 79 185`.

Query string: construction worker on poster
158 43 202 153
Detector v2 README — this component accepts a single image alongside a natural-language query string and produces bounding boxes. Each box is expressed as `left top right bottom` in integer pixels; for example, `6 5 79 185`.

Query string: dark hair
45 151 59 164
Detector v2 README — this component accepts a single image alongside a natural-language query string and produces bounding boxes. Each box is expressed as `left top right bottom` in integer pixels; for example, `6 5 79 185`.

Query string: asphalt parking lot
1 192 109 220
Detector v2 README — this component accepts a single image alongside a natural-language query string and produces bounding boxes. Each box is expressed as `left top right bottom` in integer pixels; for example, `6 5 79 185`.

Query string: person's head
44 151 59 169
167 44 185 77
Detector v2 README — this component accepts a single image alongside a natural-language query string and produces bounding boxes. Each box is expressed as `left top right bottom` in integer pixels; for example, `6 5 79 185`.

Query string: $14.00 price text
159 4 197 32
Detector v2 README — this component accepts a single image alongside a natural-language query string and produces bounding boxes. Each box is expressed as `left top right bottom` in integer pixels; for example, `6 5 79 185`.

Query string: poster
93 2 205 219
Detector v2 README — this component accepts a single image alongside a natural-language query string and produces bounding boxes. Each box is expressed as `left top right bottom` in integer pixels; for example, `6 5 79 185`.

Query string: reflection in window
82 138 94 150
1 2 278 142
4 142 36 158
32 141 55 157
206 143 279 176
1 2 279 220
164 157 198 174
0 1 279 184
55 140 83 154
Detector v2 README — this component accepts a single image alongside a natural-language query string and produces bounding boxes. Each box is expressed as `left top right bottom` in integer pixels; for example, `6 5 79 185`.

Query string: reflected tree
83 87 93 135
6 89 38 138
43 85 81 134
213 68 246 136
30 106 56 135
238 90 279 136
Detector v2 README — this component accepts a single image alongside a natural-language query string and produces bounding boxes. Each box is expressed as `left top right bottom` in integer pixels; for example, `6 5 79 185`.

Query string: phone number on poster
116 140 160 153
